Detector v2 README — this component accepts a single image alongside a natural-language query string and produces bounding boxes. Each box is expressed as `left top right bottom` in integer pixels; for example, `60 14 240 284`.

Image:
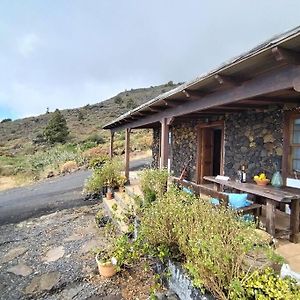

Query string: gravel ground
0 204 122 300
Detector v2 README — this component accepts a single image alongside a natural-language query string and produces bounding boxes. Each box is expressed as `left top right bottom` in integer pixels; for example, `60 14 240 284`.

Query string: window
291 117 300 171
283 112 300 179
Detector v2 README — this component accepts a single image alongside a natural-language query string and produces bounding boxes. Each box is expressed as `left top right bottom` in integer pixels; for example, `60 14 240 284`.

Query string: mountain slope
0 82 180 154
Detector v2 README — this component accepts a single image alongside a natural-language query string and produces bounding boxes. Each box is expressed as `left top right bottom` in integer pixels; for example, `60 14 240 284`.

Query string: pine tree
43 109 69 144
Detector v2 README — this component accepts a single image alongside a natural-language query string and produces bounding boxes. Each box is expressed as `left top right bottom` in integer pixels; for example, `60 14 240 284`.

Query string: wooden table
203 176 300 243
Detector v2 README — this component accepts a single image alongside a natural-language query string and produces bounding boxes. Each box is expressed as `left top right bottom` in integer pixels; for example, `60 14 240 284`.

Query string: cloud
17 33 40 58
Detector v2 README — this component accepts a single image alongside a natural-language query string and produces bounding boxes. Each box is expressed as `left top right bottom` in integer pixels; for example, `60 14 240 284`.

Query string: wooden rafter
272 46 300 65
214 74 241 86
110 65 300 132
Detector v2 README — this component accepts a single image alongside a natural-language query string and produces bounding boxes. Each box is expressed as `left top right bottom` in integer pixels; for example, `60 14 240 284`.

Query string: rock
47 171 55 178
154 292 167 300
25 272 60 294
80 239 99 254
7 263 32 276
263 134 275 143
1 246 27 263
43 246 65 262
166 292 180 300
276 147 283 156
63 233 83 242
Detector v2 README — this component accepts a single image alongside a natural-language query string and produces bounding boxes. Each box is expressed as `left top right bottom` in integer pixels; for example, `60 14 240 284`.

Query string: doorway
197 121 224 183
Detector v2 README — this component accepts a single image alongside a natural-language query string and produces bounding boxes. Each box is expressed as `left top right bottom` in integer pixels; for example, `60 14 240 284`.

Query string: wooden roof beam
214 74 241 87
272 46 300 65
181 89 208 99
109 65 300 132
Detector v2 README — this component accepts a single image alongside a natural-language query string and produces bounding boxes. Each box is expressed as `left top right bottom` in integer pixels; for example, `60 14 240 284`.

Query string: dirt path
0 204 123 300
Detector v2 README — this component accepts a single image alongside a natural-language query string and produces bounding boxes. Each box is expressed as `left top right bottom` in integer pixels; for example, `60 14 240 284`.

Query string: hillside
0 82 180 155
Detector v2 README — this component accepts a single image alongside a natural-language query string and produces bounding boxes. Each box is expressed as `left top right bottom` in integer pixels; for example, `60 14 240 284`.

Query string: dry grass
0 176 17 191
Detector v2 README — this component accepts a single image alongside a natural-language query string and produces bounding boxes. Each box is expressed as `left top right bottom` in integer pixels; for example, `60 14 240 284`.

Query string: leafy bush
84 158 123 193
140 168 168 204
1 118 12 123
229 267 300 300
84 169 105 193
140 187 278 300
86 133 105 145
43 109 69 144
88 155 109 170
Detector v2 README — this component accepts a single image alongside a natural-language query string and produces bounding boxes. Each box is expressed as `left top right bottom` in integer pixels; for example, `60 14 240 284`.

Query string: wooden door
199 128 214 182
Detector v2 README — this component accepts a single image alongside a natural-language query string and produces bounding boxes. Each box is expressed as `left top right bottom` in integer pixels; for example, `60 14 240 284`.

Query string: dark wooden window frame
283 111 300 182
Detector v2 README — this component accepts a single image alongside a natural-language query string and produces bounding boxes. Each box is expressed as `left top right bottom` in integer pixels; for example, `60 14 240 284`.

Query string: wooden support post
266 199 276 237
109 131 114 159
125 128 130 180
160 118 168 169
290 199 300 243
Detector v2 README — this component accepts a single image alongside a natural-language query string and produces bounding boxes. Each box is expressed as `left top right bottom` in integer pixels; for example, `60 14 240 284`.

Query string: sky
0 1 300 120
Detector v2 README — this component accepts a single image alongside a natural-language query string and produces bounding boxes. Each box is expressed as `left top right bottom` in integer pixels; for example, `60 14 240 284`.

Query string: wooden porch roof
103 26 300 132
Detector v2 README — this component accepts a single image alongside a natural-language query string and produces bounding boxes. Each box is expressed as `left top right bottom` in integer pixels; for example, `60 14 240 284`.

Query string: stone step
102 197 128 233
114 191 135 212
125 184 143 200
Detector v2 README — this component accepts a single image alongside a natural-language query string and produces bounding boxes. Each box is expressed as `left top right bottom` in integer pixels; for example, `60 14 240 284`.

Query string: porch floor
259 207 300 273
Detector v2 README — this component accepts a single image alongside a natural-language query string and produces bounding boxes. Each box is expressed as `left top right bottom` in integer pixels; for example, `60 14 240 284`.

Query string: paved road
0 157 152 226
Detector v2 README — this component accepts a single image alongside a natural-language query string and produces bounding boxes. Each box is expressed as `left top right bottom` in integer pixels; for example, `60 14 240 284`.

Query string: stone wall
151 108 284 183
170 122 198 181
152 128 160 168
224 108 283 181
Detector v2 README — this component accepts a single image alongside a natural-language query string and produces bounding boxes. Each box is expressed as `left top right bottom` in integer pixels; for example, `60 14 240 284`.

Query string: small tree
43 109 69 144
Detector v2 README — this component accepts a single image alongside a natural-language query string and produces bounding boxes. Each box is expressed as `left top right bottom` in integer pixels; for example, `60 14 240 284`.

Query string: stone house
104 26 300 187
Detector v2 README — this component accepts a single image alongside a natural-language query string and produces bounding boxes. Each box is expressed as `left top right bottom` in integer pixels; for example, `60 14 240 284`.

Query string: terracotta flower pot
106 189 113 199
95 254 117 277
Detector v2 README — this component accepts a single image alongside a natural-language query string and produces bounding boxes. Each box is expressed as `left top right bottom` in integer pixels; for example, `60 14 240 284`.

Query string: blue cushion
241 214 255 223
224 193 251 209
182 187 194 195
210 198 220 205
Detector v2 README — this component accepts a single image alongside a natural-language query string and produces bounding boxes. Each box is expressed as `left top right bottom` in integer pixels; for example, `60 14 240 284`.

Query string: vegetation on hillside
43 109 69 144
0 82 179 154
0 82 178 187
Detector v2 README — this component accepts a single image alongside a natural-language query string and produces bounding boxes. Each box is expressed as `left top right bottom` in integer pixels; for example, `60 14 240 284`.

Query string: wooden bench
172 177 262 219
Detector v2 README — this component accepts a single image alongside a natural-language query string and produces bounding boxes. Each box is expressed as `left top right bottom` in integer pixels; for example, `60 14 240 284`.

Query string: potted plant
95 250 117 277
117 175 127 192
101 159 123 200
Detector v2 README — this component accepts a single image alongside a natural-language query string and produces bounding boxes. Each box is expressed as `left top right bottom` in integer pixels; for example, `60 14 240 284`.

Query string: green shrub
43 109 69 144
229 267 300 300
1 118 12 123
84 158 123 193
86 133 105 144
84 169 105 193
140 168 168 203
140 187 276 300
88 155 109 170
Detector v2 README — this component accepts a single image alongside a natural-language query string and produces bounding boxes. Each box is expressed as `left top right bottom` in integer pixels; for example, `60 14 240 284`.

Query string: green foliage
126 98 136 109
1 118 12 123
140 186 277 300
84 169 105 193
100 158 123 188
88 155 109 170
84 158 123 193
77 110 84 121
86 133 105 144
43 109 69 144
229 268 300 300
114 96 123 105
140 168 168 204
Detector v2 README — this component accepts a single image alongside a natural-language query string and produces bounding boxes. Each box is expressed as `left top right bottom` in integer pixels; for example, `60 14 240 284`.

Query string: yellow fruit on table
259 173 266 180
254 175 259 180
